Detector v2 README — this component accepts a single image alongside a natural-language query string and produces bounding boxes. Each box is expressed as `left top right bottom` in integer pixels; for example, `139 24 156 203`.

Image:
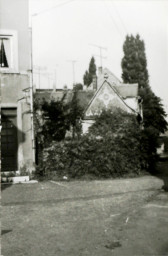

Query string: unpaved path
1 175 167 256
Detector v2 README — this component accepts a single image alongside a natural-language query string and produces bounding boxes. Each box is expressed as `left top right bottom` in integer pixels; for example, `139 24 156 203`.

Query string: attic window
0 37 11 68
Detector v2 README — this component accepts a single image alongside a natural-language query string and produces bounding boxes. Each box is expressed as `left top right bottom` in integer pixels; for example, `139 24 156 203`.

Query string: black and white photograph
1 0 168 255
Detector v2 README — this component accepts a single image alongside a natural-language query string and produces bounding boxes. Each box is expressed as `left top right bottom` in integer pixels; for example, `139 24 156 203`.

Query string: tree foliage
121 34 167 171
140 86 167 133
122 34 149 88
122 34 166 129
89 56 96 75
34 98 70 146
74 83 83 91
33 92 83 148
83 56 96 86
68 89 83 138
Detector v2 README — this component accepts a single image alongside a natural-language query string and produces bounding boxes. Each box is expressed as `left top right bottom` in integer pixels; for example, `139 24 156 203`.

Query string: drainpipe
29 17 36 166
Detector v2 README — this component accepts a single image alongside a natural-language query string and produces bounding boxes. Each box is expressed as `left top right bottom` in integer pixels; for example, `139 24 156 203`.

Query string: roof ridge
103 67 122 83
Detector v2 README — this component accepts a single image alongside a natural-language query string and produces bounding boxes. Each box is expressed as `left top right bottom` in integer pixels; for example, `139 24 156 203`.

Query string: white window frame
0 29 18 72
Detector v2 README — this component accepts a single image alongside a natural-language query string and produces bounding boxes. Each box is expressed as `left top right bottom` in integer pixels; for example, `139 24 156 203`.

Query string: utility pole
37 66 41 89
53 65 59 91
54 69 57 91
29 14 36 164
47 72 55 89
67 60 77 86
33 66 47 89
89 44 107 67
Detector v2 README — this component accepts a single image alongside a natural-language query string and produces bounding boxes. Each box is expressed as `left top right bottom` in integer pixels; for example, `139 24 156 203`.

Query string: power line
53 65 59 91
110 1 128 35
102 1 124 39
32 0 76 17
67 60 77 86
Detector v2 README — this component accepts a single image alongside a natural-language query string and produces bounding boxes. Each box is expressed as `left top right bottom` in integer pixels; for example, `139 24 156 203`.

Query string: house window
0 30 18 72
0 37 11 68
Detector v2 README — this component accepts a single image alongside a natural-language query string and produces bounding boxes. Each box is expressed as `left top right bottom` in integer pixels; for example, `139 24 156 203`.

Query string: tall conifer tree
121 34 167 170
83 56 96 87
121 34 167 133
122 34 149 88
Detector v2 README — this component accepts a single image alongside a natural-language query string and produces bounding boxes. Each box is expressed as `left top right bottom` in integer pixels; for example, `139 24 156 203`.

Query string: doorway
1 109 18 172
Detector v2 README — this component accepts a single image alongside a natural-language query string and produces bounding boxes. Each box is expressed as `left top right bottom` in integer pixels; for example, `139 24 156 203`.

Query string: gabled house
35 67 141 136
82 68 140 133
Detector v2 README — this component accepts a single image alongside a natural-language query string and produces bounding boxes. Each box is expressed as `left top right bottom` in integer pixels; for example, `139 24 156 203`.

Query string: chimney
92 75 97 90
98 66 103 75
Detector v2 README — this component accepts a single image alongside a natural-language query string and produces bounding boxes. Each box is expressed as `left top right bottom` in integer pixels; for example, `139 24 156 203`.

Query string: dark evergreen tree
122 34 149 88
89 56 96 76
74 83 83 91
83 70 89 86
121 34 167 171
83 56 96 86
121 34 167 132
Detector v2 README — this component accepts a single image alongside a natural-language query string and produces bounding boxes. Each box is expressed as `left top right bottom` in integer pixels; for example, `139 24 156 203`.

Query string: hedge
37 109 146 179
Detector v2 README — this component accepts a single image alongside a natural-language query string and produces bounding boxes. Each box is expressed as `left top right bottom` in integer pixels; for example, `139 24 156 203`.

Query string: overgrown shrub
39 109 146 179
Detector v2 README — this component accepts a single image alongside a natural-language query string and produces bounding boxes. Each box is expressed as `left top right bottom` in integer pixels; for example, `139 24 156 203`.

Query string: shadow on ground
1 230 13 235
1 184 13 191
153 159 168 192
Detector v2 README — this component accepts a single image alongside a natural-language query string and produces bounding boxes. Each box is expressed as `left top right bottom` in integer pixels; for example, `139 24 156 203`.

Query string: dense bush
38 109 146 179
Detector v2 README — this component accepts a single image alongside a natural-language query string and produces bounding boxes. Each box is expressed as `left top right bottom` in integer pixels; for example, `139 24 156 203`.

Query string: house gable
97 68 121 88
84 80 134 119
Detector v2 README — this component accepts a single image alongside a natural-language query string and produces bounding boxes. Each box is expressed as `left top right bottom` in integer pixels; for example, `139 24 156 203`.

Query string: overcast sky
29 0 168 116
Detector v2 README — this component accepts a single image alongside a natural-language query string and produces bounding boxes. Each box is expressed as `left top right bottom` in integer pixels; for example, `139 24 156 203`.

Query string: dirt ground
1 165 168 256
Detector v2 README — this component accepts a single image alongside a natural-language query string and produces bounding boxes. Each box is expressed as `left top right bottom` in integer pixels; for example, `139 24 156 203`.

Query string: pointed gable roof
98 67 121 87
83 79 136 120
97 68 138 98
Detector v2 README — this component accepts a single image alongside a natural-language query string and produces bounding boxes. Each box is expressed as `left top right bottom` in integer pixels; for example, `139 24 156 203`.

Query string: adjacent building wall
0 0 34 172
0 0 30 71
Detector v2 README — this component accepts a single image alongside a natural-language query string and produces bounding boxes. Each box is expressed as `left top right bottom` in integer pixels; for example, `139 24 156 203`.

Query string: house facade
0 0 35 173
